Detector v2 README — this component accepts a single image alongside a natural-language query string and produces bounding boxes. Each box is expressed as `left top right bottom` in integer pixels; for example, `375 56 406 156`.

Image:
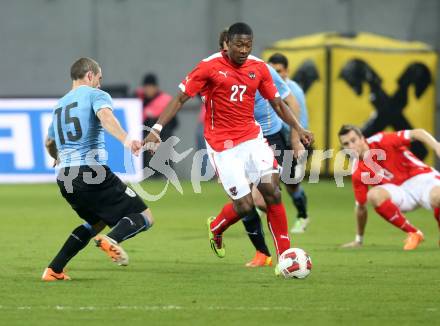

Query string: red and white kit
352 130 440 211
180 51 280 199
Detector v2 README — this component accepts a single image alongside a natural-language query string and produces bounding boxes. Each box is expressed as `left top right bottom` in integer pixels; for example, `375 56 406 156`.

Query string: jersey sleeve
47 121 55 140
258 64 280 100
381 130 411 148
90 89 113 115
267 65 290 99
178 61 209 97
352 173 368 206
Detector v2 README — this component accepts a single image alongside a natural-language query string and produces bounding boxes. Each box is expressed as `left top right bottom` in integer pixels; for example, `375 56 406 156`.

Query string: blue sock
289 186 308 219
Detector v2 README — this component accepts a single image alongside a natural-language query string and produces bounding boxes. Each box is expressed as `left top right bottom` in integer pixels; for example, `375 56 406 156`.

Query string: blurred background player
338 125 440 250
268 53 310 234
42 57 154 281
144 23 312 274
136 73 178 172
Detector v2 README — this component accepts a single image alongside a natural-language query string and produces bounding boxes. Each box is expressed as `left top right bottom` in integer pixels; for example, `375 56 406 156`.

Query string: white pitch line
0 305 299 311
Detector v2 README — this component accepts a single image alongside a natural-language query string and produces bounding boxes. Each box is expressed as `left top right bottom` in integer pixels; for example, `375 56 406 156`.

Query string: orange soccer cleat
245 251 273 267
94 235 129 266
403 230 424 250
41 267 71 281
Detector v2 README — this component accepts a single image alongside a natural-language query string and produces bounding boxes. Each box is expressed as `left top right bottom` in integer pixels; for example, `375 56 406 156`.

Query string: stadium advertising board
0 99 143 183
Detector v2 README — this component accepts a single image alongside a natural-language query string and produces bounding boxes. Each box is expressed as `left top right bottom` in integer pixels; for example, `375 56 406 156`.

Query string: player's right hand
143 131 161 154
123 139 143 156
340 240 362 248
130 140 142 156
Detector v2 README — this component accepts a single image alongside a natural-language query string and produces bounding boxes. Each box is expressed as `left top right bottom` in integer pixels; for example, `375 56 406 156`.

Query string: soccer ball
278 248 312 279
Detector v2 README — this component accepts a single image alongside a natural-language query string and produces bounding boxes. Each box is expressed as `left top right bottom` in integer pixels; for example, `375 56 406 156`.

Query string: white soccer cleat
290 218 310 234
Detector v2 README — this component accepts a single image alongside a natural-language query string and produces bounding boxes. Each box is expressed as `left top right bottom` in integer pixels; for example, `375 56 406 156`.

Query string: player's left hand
298 128 314 146
291 140 305 160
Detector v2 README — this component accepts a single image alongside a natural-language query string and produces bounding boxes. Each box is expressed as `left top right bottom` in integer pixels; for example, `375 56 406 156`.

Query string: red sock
210 202 241 236
266 203 290 256
375 199 418 233
434 207 440 230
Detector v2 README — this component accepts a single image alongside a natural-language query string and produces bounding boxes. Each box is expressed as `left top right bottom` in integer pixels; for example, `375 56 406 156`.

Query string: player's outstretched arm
156 91 190 128
269 97 313 146
341 204 368 248
97 108 141 155
143 91 191 152
409 129 440 157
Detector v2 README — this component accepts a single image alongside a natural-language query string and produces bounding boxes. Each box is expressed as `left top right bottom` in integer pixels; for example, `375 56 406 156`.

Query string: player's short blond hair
70 57 100 80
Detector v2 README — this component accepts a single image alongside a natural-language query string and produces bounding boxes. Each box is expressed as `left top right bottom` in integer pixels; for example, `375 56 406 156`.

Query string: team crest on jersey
248 72 256 79
229 187 238 197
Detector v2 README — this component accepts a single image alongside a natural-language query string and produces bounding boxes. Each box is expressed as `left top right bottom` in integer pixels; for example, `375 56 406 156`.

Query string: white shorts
206 133 278 200
376 171 440 212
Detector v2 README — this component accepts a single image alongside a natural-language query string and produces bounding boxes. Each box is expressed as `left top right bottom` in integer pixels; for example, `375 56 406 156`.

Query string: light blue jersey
47 85 113 168
254 64 290 136
286 80 308 129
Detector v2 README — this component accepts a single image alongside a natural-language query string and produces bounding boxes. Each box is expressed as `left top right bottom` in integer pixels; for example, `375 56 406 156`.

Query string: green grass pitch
0 180 439 325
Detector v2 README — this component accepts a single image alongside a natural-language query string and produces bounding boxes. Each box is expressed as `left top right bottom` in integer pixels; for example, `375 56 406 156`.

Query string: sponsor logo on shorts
229 186 238 197
125 187 136 198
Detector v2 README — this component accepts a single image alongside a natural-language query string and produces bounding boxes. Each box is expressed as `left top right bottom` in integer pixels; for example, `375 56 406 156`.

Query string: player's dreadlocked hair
227 22 253 40
268 53 289 69
338 124 364 138
70 57 100 80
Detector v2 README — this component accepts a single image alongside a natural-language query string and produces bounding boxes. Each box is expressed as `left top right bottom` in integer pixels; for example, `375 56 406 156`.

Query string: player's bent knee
233 197 254 216
236 203 254 216
262 187 282 205
367 188 389 206
142 208 154 226
429 186 440 207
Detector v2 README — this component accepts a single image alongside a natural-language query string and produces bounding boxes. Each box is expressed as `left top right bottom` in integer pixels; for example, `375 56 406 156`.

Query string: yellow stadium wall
262 44 437 175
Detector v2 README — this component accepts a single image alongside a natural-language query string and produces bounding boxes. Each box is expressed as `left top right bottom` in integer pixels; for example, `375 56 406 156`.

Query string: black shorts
57 165 148 227
265 131 297 180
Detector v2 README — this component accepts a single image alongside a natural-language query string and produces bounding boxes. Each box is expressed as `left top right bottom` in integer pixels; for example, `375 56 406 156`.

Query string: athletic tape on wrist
152 123 163 132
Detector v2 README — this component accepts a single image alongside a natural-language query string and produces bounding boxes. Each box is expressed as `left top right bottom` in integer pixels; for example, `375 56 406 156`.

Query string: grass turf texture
0 180 439 326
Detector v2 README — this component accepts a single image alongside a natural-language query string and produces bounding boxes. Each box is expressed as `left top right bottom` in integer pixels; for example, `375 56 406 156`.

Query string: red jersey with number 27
179 51 279 151
352 130 432 205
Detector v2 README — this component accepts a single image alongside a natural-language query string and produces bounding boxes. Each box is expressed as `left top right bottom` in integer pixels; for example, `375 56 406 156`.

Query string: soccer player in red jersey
338 125 440 250
144 22 312 272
